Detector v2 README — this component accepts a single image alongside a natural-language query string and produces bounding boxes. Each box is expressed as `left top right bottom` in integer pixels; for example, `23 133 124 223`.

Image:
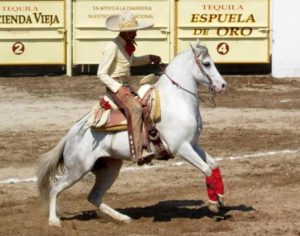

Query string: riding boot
108 89 143 162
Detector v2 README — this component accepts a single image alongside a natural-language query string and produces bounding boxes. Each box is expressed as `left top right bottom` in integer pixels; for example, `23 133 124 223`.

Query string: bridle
159 45 217 107
190 44 216 107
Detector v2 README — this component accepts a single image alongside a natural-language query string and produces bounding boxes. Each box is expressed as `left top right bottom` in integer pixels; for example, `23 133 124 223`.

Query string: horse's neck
157 52 200 110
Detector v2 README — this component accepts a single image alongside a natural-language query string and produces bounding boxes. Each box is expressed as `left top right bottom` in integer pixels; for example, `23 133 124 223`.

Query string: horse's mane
166 49 190 70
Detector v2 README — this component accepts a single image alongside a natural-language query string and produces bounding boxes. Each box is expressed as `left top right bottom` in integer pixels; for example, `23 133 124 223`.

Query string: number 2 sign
12 42 25 55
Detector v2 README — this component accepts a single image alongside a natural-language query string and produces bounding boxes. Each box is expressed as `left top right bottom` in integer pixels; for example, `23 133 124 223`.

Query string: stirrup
137 150 155 166
142 150 155 159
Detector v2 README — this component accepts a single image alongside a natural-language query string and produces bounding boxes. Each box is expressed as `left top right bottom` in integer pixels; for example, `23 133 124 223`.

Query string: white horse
37 42 227 226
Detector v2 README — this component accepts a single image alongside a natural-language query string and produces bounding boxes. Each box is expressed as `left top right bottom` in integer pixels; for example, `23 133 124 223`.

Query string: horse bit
159 46 217 108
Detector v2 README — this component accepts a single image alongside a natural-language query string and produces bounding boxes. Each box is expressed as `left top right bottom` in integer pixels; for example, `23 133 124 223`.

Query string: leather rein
159 46 217 108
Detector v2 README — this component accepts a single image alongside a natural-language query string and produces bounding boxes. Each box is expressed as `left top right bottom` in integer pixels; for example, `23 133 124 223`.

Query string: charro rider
97 11 161 165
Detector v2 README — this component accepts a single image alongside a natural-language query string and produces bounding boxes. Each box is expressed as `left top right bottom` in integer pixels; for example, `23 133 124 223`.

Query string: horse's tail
37 135 67 206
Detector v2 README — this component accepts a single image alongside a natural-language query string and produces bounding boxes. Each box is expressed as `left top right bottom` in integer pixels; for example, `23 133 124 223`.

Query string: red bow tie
125 41 135 56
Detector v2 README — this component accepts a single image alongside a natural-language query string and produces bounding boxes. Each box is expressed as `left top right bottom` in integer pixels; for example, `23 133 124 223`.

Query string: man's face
121 31 137 41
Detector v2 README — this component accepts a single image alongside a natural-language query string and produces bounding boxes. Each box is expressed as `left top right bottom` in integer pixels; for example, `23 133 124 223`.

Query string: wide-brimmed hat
105 11 153 32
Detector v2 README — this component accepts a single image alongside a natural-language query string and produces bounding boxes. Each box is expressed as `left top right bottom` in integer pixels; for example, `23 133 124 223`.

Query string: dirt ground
0 74 299 236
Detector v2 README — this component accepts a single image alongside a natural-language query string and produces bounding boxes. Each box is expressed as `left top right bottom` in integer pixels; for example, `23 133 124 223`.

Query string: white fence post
66 0 73 76
272 0 300 78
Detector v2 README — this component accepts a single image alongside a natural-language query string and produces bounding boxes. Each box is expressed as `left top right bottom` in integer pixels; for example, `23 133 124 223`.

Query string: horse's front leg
192 144 218 169
177 142 212 177
177 143 222 213
193 144 225 212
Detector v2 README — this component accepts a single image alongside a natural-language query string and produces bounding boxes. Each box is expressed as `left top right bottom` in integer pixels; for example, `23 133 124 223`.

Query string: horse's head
190 41 226 93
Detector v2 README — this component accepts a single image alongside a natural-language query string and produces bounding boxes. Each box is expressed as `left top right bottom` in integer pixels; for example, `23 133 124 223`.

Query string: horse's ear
190 42 200 57
196 39 208 49
195 40 209 56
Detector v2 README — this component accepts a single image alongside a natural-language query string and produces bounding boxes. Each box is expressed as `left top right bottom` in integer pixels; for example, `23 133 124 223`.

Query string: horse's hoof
113 216 132 225
122 217 132 224
207 200 219 213
49 219 62 227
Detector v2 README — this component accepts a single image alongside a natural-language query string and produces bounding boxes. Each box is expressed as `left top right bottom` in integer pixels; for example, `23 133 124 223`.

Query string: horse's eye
202 61 211 67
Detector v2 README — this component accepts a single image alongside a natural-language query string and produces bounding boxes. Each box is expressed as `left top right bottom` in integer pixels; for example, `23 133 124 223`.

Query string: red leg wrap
212 168 224 195
205 175 218 202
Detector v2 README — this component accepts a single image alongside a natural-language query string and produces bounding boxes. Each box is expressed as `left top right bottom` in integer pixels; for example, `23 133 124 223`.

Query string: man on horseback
97 11 161 165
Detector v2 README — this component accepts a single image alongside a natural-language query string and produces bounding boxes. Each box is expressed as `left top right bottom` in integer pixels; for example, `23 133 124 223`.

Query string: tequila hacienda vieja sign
0 4 62 26
0 0 65 65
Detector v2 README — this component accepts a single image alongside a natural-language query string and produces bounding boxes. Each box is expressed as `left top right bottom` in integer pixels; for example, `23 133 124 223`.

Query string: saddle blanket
87 85 161 132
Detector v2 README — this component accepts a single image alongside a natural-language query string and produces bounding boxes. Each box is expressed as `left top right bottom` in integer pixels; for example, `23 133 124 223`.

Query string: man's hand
149 55 161 65
116 86 131 102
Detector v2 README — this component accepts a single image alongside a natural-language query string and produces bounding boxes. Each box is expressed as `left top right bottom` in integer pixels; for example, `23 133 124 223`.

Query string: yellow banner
176 0 270 63
0 0 270 67
73 0 170 64
0 0 65 64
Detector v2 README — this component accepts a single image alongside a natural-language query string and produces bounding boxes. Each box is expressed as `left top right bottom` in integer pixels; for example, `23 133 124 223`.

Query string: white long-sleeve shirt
97 35 150 93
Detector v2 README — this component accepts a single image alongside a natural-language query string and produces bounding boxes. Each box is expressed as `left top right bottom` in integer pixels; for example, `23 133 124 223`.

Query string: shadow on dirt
61 200 255 223
119 200 255 222
61 210 100 222
215 204 256 222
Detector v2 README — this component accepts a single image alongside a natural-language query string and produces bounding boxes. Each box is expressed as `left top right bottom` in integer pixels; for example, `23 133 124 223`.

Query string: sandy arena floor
0 75 299 235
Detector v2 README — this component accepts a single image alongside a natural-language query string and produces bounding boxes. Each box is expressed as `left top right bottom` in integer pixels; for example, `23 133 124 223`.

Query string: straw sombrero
105 11 153 32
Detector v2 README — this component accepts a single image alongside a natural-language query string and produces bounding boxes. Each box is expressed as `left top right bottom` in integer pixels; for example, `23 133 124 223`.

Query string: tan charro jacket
97 35 151 93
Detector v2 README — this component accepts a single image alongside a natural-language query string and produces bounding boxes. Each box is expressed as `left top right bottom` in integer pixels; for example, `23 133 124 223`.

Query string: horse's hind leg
49 167 89 226
87 158 131 223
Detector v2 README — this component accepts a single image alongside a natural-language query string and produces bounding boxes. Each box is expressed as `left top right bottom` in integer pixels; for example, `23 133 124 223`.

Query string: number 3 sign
12 42 25 55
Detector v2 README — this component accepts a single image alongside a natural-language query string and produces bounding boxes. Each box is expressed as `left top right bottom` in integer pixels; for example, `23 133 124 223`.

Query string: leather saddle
87 84 173 160
88 84 160 131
